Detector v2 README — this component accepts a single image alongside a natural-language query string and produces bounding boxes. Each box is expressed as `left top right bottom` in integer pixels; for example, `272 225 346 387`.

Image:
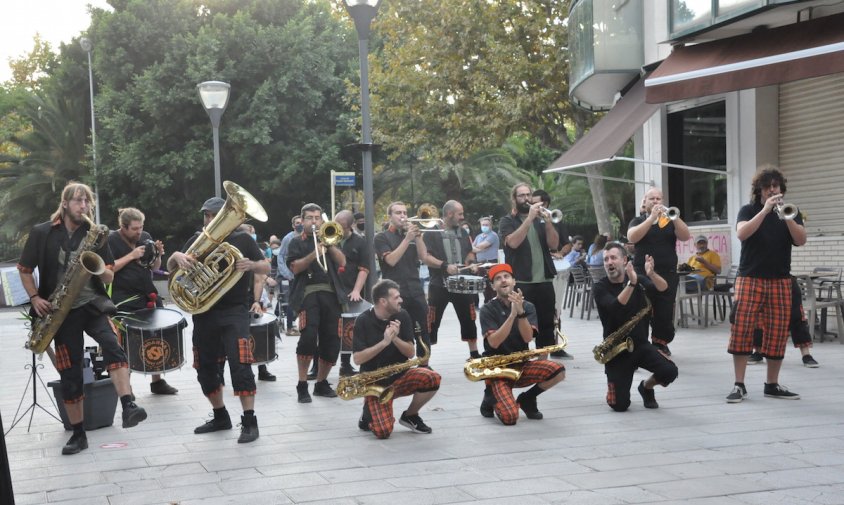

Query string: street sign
333 172 356 187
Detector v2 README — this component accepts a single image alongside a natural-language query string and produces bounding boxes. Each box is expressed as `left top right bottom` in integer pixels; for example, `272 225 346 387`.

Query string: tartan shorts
729 276 791 359
365 367 441 439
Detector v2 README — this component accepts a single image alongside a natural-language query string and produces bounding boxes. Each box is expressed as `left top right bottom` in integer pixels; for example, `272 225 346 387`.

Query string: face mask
250 233 257 241
481 225 490 233
356 223 365 232
294 225 304 233
271 247 279 256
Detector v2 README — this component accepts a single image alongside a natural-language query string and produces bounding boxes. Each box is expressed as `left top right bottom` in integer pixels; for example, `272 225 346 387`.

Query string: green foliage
6 34 59 91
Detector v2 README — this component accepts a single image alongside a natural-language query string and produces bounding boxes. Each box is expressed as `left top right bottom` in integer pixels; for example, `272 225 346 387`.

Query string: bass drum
249 312 280 365
124 308 187 374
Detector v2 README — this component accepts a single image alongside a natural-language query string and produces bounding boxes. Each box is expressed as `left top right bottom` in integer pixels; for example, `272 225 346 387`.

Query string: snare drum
124 308 187 374
340 300 373 352
446 275 486 294
249 313 280 365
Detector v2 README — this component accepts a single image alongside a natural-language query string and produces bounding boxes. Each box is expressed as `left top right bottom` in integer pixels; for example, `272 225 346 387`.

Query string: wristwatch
626 280 637 289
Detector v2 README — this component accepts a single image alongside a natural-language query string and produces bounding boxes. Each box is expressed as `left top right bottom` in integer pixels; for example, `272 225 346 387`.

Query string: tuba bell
168 181 268 314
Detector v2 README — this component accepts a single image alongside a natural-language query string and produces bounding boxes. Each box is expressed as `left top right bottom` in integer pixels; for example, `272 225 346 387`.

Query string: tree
6 34 59 90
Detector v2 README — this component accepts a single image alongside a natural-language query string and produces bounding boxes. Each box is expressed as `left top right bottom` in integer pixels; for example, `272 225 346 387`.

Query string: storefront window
667 101 727 223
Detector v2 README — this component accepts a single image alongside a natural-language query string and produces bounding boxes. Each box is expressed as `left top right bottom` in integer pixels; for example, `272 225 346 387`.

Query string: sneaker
121 402 148 428
480 389 495 418
194 411 233 434
764 383 800 400
237 415 259 443
399 412 432 434
297 382 312 403
339 363 358 377
61 432 88 455
313 380 337 398
747 352 763 364
150 379 178 395
516 393 543 420
638 380 659 409
725 384 748 403
358 403 372 431
285 328 300 337
802 355 819 368
258 366 277 381
550 350 574 360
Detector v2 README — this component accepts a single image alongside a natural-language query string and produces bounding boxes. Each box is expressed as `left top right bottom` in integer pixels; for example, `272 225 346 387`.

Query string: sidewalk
2 305 844 505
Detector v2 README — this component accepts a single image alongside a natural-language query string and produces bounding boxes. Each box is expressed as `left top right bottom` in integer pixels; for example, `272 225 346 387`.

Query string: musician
532 189 571 256
626 187 692 356
593 243 678 411
499 183 560 355
167 196 268 443
726 167 806 403
478 264 565 424
354 280 440 438
18 182 147 455
287 204 347 403
108 207 177 395
374 201 431 357
422 200 480 358
334 209 372 376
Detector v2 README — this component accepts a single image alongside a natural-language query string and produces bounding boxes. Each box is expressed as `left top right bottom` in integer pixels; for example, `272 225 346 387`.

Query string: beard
517 201 531 213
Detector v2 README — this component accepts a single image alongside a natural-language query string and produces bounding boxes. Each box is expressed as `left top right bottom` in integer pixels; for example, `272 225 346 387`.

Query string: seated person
685 235 721 292
562 235 586 267
585 233 610 267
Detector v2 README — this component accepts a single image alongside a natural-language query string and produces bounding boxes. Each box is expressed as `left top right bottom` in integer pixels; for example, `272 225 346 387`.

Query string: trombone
312 213 343 271
406 203 444 233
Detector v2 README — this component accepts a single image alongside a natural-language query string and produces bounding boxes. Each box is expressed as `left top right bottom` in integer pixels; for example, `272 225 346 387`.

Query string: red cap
487 263 513 281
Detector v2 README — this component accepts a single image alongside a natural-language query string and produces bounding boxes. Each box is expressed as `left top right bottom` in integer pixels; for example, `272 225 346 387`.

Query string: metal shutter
779 73 844 235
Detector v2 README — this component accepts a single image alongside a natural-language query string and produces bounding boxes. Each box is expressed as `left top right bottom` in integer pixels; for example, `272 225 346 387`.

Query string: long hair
118 207 145 228
510 183 531 209
50 182 95 223
750 166 787 204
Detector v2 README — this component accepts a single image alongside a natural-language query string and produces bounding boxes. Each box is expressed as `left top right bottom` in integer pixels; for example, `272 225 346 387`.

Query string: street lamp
79 37 100 224
343 0 381 298
197 81 231 198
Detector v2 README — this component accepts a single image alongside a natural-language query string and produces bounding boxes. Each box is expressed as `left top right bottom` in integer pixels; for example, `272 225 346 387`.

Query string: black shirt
352 308 415 385
737 202 803 278
628 215 678 273
498 212 556 282
286 233 345 311
374 225 424 297
592 276 658 344
109 230 158 311
479 298 538 356
338 232 371 298
424 226 472 287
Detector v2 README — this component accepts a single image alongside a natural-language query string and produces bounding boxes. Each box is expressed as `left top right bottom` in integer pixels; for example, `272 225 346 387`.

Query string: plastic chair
584 267 607 320
705 265 738 322
795 275 844 343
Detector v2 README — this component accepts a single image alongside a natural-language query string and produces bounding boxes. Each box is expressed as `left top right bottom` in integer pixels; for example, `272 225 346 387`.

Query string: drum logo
142 338 171 369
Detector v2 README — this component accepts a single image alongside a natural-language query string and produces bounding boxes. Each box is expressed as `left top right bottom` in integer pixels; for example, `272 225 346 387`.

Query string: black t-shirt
498 213 556 282
628 215 678 273
109 230 158 311
352 308 415 385
592 276 658 344
339 232 371 297
737 202 803 278
180 230 264 310
479 298 538 356
424 226 472 287
374 226 424 297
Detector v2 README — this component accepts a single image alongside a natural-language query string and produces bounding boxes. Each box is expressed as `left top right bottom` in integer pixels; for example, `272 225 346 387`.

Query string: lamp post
197 81 231 198
343 0 381 297
79 37 100 224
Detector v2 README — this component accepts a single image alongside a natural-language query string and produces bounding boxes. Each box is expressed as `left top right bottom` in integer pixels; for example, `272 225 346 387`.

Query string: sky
1 0 113 83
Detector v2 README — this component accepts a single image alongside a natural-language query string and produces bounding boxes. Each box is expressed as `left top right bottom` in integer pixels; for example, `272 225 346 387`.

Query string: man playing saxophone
478 264 565 425
354 279 440 438
592 243 678 411
18 182 148 455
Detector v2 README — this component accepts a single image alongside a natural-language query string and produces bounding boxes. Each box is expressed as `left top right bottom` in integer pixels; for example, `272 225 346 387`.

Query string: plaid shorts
486 359 564 425
365 367 441 439
729 276 791 359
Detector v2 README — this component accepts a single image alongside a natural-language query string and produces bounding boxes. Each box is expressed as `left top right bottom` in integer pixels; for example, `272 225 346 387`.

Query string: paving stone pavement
2 303 844 505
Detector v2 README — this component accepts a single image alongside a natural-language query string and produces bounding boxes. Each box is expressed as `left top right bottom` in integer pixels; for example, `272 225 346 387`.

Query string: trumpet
312 214 343 271
651 205 680 224
407 203 444 232
775 201 798 221
539 207 563 224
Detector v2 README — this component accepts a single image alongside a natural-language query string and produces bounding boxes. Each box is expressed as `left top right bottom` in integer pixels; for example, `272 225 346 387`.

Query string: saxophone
26 217 108 353
337 324 429 404
464 329 568 382
592 294 651 364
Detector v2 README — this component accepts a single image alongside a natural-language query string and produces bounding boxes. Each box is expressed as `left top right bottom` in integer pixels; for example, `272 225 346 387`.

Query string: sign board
333 172 356 187
676 232 731 270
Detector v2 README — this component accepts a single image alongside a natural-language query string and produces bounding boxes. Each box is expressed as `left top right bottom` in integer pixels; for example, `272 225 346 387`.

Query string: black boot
480 386 495 418
339 354 357 377
238 413 259 443
297 381 312 403
258 364 276 381
306 357 318 380
120 395 148 428
62 425 88 455
194 408 233 434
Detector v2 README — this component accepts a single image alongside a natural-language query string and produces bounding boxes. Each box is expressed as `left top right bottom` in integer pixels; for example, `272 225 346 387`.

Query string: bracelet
516 312 527 319
626 280 637 288
29 293 38 300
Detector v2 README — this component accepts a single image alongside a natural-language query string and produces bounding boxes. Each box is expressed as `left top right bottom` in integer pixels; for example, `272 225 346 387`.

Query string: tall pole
211 121 222 198
197 81 230 199
358 36 376 298
82 40 100 224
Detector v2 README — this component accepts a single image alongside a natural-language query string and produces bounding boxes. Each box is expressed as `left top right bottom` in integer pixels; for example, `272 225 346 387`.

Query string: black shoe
313 380 337 398
61 432 88 455
358 403 372 431
802 354 819 368
399 411 432 434
638 380 659 409
150 379 178 395
306 363 318 381
339 363 358 377
258 367 277 382
297 382 312 403
237 415 259 443
194 412 233 434
747 352 763 364
764 383 800 400
480 389 495 418
550 350 574 360
654 343 672 356
121 402 148 428
516 393 543 420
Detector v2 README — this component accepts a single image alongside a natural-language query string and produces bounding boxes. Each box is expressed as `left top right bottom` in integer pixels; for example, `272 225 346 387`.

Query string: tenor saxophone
592 295 651 364
26 217 108 354
337 324 429 404
464 330 568 382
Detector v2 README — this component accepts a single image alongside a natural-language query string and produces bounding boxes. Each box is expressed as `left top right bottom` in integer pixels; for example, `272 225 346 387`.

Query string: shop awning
645 13 844 104
547 76 659 171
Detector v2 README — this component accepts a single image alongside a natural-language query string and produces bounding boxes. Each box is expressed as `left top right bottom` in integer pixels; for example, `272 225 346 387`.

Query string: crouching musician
338 279 440 439
592 243 678 411
471 264 565 425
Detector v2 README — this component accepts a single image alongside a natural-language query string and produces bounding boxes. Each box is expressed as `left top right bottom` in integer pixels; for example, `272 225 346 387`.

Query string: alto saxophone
337 324 429 404
464 329 568 382
592 294 651 364
26 217 109 353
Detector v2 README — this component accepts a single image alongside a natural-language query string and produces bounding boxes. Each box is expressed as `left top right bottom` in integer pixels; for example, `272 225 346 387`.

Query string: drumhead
250 312 278 327
123 308 187 330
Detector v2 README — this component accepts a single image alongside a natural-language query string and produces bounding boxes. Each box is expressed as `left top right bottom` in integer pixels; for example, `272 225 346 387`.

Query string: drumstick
457 262 494 271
